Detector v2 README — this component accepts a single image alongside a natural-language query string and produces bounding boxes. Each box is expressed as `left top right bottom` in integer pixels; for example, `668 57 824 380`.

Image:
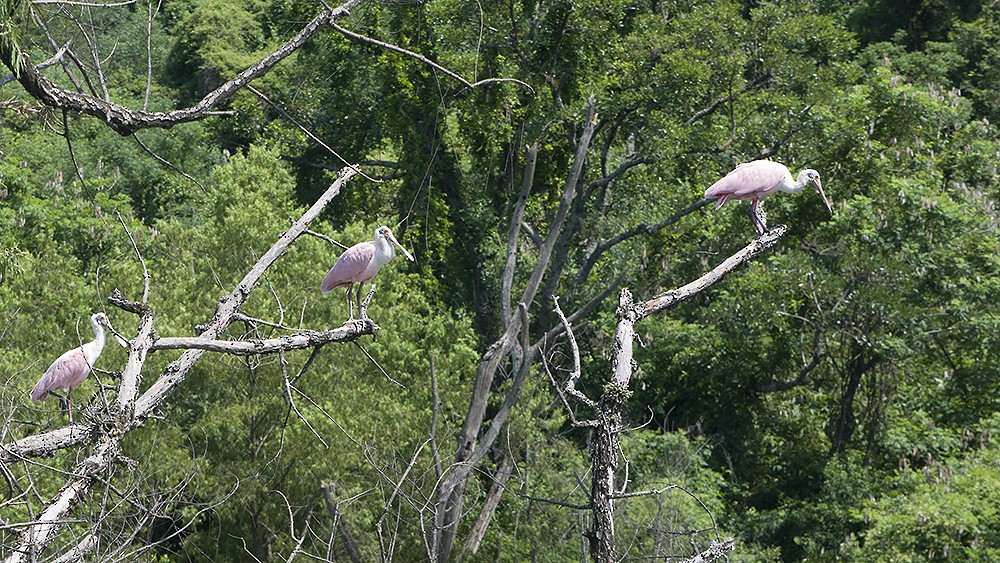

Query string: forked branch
0 0 363 134
589 226 788 562
0 169 357 466
3 0 528 136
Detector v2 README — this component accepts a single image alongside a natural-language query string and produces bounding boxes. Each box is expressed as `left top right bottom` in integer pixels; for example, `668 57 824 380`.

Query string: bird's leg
757 203 768 234
356 283 366 320
747 200 760 235
66 389 74 423
749 199 767 236
346 284 355 321
50 390 68 416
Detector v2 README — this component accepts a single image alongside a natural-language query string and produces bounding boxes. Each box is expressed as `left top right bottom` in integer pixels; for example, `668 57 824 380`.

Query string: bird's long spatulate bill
815 179 833 215
388 231 415 261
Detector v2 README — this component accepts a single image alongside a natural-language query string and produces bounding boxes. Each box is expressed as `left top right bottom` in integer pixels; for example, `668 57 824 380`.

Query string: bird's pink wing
31 347 89 401
704 161 787 204
321 242 376 294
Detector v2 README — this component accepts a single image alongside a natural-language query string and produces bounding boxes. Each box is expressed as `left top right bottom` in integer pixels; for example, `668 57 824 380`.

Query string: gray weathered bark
578 227 788 562
2 169 358 561
430 98 599 561
0 1 364 135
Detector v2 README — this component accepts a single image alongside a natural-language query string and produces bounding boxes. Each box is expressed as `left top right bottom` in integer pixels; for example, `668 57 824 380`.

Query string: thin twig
552 295 595 408
289 345 325 386
116 212 149 303
352 341 404 388
0 43 68 88
429 354 442 484
131 133 206 192
329 22 533 95
247 85 379 183
302 227 349 250
280 350 329 448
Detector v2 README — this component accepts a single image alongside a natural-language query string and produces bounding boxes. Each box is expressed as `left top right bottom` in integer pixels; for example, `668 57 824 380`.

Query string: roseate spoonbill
704 160 833 236
30 312 110 421
321 226 415 320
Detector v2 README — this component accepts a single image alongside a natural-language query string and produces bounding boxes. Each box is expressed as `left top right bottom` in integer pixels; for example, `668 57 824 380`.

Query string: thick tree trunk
829 338 878 455
590 289 640 562
584 230 788 561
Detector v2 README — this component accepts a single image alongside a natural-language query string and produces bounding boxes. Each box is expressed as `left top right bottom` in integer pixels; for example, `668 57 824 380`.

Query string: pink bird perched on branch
31 312 111 421
321 226 414 320
704 160 833 236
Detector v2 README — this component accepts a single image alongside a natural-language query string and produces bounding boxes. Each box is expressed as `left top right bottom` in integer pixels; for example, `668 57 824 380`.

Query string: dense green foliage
3 0 1000 560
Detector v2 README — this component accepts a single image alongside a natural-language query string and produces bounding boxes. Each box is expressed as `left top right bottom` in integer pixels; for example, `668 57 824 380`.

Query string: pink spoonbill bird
704 160 833 236
31 312 111 421
321 226 415 320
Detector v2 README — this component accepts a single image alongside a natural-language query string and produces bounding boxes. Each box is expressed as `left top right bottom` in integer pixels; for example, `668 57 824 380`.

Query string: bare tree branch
4 168 358 560
131 133 207 192
588 225 788 562
432 303 525 560
521 96 597 309
553 296 595 409
610 484 676 500
639 226 787 319
544 352 598 428
520 221 542 248
757 324 825 392
583 155 652 198
148 322 377 354
681 538 736 563
0 426 92 466
0 168 357 467
757 105 814 159
1 0 364 135
684 73 770 126
247 85 378 182
429 354 443 485
321 483 362 563
133 168 358 416
459 453 514 558
0 42 67 88
50 534 97 563
502 143 539 326
31 0 137 7
329 21 533 95
574 199 713 287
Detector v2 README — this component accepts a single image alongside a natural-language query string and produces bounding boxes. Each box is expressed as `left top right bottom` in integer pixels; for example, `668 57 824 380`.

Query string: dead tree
427 95 721 560
0 1 798 556
0 168 381 562
552 227 788 562
0 0 525 139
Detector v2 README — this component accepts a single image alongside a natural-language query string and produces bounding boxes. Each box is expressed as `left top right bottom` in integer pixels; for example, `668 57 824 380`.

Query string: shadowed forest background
2 0 1000 560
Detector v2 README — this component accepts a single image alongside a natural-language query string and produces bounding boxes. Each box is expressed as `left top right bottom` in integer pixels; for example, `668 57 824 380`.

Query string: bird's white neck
88 317 106 358
780 172 811 194
374 236 395 265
